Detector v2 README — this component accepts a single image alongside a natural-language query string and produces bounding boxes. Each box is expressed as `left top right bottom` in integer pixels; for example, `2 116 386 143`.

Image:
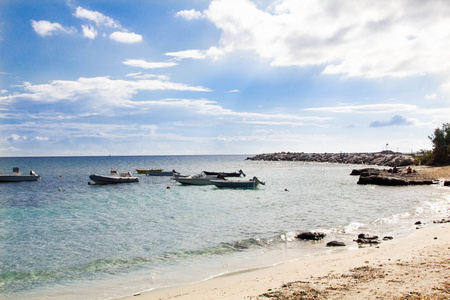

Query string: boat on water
172 172 226 185
211 176 265 189
0 167 40 182
89 169 139 185
146 169 178 176
203 169 245 177
136 168 164 174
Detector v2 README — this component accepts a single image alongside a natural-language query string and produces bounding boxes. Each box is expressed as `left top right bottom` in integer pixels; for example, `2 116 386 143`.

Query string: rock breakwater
246 152 414 167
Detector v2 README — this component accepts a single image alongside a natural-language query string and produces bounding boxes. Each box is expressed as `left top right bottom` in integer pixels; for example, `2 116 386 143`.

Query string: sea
0 155 449 300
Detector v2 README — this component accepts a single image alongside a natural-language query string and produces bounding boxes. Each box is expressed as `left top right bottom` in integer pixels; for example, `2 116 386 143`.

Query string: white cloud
73 6 121 28
134 98 330 126
166 46 224 60
31 20 76 36
175 9 204 20
33 136 49 141
5 77 211 110
81 24 97 39
6 134 27 142
123 59 178 69
191 0 450 78
109 31 143 44
305 104 418 114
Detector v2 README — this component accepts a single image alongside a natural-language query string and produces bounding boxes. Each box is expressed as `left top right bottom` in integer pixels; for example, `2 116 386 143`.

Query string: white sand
121 222 450 299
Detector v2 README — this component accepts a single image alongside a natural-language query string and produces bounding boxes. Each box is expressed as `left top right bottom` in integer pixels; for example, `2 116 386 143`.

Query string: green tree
429 123 450 165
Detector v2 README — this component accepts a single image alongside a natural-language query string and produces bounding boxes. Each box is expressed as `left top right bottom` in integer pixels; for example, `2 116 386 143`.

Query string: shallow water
0 155 448 299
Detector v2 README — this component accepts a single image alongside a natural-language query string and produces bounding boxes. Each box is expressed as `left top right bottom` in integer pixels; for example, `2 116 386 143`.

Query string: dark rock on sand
355 233 380 244
296 232 326 241
326 241 346 247
356 168 437 186
383 236 394 241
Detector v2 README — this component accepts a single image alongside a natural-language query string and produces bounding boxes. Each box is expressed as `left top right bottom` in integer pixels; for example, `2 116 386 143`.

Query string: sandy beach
121 166 450 300
123 221 449 300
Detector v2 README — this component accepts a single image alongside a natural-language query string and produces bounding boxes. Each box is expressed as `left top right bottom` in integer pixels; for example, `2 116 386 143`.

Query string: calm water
0 155 448 299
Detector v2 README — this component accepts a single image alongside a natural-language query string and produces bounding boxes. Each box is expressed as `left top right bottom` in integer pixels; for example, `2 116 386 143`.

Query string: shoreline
121 222 450 300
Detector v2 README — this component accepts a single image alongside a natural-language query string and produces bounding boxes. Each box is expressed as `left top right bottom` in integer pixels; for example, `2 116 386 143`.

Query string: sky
1 0 450 156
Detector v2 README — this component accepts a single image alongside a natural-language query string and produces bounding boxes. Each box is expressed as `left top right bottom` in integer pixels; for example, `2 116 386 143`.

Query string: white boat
89 169 139 185
173 173 226 185
211 177 265 189
0 167 40 182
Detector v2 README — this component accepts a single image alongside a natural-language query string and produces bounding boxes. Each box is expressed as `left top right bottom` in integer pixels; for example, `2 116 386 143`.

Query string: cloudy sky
1 0 450 156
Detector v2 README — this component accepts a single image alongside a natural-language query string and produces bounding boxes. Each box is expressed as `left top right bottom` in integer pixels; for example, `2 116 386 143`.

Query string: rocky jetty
247 151 414 167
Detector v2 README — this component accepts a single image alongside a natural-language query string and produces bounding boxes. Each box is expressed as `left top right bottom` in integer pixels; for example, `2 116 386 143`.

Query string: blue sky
1 0 450 156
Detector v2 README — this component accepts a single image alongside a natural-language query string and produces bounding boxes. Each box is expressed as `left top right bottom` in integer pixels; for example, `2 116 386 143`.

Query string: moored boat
136 168 164 174
203 169 245 177
173 172 226 185
211 176 265 189
89 169 139 185
0 167 40 182
146 169 178 176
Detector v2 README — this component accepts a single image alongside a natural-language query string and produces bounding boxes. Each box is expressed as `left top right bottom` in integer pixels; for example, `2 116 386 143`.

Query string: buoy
284 188 289 191
88 182 91 185
167 186 171 189
60 175 62 177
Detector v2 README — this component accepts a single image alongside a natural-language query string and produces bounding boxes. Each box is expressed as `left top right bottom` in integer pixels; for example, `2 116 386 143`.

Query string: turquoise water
0 155 448 299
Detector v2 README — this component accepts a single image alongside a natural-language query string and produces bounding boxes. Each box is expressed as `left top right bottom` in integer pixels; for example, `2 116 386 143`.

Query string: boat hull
211 177 264 189
0 175 40 182
89 174 139 185
211 180 257 188
173 173 225 185
174 177 217 185
146 171 174 176
136 169 163 174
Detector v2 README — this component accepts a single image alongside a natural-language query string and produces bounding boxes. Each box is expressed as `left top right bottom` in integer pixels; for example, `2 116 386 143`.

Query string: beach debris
383 236 394 241
295 231 326 241
326 241 346 247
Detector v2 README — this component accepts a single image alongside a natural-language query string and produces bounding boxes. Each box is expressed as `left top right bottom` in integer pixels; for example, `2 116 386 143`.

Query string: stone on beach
326 241 346 247
295 232 327 241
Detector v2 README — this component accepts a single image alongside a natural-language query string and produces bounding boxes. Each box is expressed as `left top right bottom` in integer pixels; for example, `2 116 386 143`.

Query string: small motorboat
203 169 245 177
173 172 226 185
211 177 265 189
136 168 164 174
146 169 178 176
0 167 40 182
89 169 139 185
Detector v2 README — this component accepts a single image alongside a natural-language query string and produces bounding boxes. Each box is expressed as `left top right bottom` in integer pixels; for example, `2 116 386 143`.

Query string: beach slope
124 222 450 299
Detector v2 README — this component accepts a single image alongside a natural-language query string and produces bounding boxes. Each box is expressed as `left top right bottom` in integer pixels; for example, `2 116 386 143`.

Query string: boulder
296 232 326 241
355 233 380 244
326 241 346 247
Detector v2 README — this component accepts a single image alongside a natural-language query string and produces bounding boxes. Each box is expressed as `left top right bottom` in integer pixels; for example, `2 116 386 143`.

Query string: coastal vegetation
416 123 450 165
428 123 450 165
